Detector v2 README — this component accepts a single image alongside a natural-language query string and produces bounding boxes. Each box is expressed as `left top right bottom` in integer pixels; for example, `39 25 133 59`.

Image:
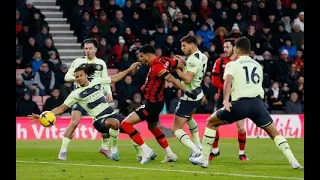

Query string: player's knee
106 119 120 130
69 119 80 128
238 127 246 134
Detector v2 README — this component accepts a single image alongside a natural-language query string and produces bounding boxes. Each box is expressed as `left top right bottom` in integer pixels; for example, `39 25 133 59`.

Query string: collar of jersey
85 56 97 62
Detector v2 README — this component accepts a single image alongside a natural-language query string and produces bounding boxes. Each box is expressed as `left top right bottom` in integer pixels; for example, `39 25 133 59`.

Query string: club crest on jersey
96 64 102 70
94 85 100 90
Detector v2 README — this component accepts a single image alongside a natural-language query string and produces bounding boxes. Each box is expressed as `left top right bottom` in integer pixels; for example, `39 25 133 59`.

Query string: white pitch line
16 160 303 180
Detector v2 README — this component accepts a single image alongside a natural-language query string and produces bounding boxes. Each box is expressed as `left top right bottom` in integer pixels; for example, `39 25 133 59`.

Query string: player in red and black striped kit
210 38 249 161
120 44 196 164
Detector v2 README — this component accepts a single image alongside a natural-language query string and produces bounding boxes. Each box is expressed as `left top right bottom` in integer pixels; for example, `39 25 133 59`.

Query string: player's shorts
216 96 273 127
71 103 88 116
135 101 164 123
93 111 125 133
174 99 201 118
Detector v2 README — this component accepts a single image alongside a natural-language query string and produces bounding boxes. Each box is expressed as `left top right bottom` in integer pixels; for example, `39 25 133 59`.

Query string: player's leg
187 114 201 148
251 100 302 169
236 119 248 161
148 121 178 162
173 100 201 157
93 113 121 161
209 97 223 161
58 105 82 160
100 133 111 159
190 100 240 168
120 104 156 164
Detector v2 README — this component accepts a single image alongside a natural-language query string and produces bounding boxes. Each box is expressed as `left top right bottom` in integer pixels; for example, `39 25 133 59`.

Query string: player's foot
99 148 111 159
209 151 220 161
111 147 119 161
189 145 202 158
290 161 303 169
136 152 157 162
189 155 209 168
161 153 178 162
239 154 249 161
140 150 157 164
58 151 67 161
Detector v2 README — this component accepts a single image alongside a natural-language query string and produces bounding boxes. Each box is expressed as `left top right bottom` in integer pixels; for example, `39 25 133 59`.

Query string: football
39 111 56 127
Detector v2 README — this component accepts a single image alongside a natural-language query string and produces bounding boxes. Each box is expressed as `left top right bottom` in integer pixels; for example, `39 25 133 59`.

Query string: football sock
131 139 142 157
274 135 297 163
187 117 201 147
202 127 216 160
238 131 246 155
101 137 110 150
60 137 71 152
120 122 144 145
151 127 173 155
109 128 119 149
212 129 220 153
174 129 199 153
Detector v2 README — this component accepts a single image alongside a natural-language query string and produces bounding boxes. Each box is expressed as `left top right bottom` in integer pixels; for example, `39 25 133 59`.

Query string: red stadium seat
42 95 50 103
32 96 42 103
107 68 118 76
16 69 25 76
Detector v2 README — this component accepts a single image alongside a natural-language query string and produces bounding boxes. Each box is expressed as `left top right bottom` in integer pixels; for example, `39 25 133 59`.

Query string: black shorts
216 97 273 128
72 103 88 116
93 113 125 133
135 101 164 123
175 99 201 118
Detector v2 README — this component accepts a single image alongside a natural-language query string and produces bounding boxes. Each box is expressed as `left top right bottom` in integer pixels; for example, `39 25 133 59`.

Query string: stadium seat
42 95 50 103
38 105 43 112
32 96 42 103
16 69 25 76
107 68 119 75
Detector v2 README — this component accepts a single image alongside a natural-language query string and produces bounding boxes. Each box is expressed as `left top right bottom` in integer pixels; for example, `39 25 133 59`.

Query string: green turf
16 138 304 180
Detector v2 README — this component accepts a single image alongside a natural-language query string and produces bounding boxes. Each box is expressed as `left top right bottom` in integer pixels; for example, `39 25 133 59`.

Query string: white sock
165 147 174 156
239 150 245 155
187 118 201 147
212 147 219 154
174 129 199 153
60 137 71 152
274 135 298 163
140 143 151 154
101 137 110 150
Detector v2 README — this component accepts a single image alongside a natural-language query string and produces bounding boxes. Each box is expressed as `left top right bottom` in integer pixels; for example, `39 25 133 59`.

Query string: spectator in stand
59 81 73 101
17 24 30 46
21 65 39 96
164 82 177 112
290 23 304 48
119 50 134 71
292 11 304 32
196 24 214 49
35 26 52 49
70 0 90 33
107 24 119 46
43 89 65 112
279 38 297 59
284 92 303 114
105 0 121 21
129 11 144 35
47 51 62 73
16 91 41 117
16 75 28 102
23 37 39 64
152 24 167 48
96 37 113 62
172 12 190 35
34 62 55 96
16 10 23 35
86 24 103 42
212 26 228 55
31 51 44 73
266 81 284 111
180 0 194 19
167 0 181 21
16 38 24 69
42 38 59 61
122 0 134 22
54 63 68 89
112 9 128 35
91 0 105 19
127 92 143 114
293 48 304 72
29 10 48 35
232 12 248 34
78 11 95 42
113 36 129 66
117 75 138 116
123 27 136 46
96 11 111 37
162 35 179 57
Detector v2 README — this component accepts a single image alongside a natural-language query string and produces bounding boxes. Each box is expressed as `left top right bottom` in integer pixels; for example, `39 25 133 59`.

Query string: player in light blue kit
189 37 303 169
29 62 141 161
172 35 208 159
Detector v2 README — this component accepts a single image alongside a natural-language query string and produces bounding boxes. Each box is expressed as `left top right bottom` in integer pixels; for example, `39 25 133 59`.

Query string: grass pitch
16 138 304 180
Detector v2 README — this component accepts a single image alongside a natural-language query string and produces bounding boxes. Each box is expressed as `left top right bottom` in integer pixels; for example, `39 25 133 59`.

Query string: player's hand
129 62 141 71
27 113 40 124
223 100 232 112
106 93 113 103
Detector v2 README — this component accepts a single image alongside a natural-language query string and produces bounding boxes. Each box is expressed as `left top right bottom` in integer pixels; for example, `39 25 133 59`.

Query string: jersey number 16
243 66 260 84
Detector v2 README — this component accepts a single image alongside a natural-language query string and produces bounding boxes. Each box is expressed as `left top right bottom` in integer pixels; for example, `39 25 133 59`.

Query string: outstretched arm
110 62 141 83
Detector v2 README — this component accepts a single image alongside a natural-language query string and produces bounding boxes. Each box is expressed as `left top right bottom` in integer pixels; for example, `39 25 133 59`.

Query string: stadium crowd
16 0 304 117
